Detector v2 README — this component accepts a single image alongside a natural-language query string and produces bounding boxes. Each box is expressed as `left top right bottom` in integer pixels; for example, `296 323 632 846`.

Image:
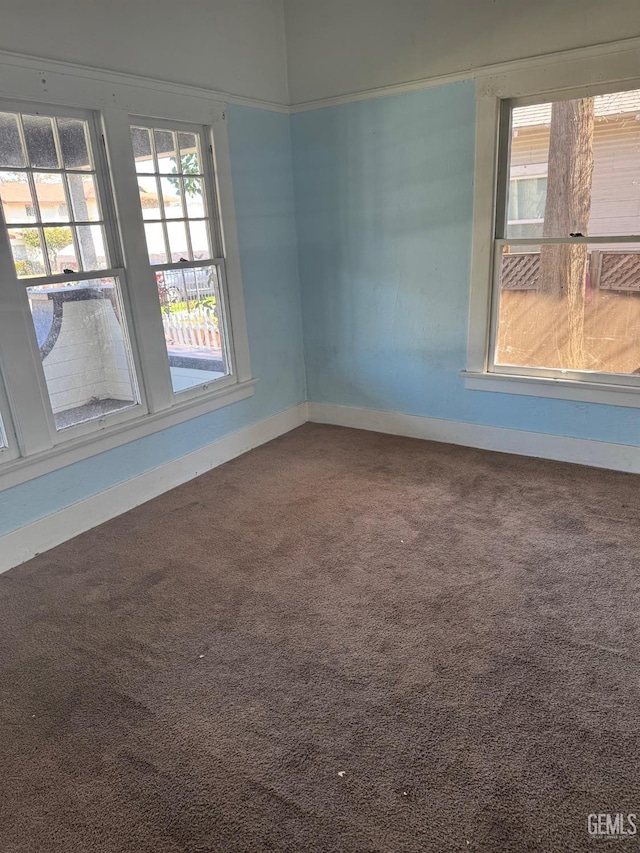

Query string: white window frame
463 44 640 409
0 100 147 453
0 52 254 490
127 115 238 403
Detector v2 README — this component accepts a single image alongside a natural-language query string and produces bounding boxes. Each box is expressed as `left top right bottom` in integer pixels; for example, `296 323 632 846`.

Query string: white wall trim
2 35 640 117
0 379 258 491
0 403 308 575
3 398 638 574
307 402 640 475
290 69 473 112
462 371 640 408
0 48 290 114
290 35 640 111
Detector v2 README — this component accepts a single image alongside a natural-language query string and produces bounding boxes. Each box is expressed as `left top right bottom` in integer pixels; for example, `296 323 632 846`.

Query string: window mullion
0 223 54 456
148 131 172 262
206 120 252 381
100 108 173 414
0 370 19 460
60 172 83 271
494 99 513 240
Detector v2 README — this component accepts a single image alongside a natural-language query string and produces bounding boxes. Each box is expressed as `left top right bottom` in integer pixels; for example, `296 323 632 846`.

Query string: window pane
30 286 55 346
1 111 111 281
184 177 204 217
56 118 91 170
508 178 547 224
76 224 107 270
496 242 640 375
130 123 218 263
189 220 210 259
138 177 162 220
160 176 183 218
131 126 154 173
157 265 229 392
177 131 201 174
34 173 69 222
43 226 75 272
9 228 46 277
0 172 35 223
508 89 640 239
154 129 176 174
22 115 59 169
67 174 100 221
27 278 139 430
0 112 25 167
166 220 189 261
144 222 167 264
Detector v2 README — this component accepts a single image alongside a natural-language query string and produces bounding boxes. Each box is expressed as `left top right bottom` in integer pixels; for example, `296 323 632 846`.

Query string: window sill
461 371 640 409
0 377 257 490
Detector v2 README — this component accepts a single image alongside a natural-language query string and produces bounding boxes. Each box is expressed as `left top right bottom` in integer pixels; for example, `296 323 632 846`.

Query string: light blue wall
3 83 640 539
291 81 640 446
0 105 305 537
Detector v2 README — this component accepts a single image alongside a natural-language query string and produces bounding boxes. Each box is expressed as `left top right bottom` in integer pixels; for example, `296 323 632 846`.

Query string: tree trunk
537 98 594 369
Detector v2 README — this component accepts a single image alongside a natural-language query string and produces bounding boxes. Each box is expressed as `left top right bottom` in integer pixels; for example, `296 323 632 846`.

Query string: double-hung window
130 120 232 394
0 83 251 485
0 106 140 454
466 55 640 409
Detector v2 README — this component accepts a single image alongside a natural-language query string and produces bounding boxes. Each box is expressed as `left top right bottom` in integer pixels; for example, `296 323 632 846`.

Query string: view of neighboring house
3 177 102 270
502 89 640 297
508 89 640 240
2 176 187 271
498 90 640 375
0 177 99 222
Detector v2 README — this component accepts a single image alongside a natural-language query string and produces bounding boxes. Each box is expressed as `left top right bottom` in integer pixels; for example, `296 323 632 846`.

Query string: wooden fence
501 250 640 292
161 306 221 351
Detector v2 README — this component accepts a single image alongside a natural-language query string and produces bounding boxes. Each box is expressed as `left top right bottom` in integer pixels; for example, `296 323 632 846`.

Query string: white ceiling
0 0 289 105
283 0 640 105
1 1 639 108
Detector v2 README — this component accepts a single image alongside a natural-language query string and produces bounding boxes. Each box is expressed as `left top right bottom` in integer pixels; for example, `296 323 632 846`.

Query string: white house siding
510 112 640 238
41 295 135 414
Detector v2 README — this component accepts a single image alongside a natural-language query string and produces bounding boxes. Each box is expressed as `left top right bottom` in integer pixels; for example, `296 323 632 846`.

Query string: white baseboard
3 399 637 575
307 402 640 474
0 403 308 575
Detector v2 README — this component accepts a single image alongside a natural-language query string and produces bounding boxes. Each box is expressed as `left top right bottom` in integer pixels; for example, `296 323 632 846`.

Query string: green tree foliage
23 227 73 269
168 153 201 198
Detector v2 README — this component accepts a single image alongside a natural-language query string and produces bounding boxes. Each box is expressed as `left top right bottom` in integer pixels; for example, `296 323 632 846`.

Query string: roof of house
513 89 640 128
0 181 173 206
0 181 98 204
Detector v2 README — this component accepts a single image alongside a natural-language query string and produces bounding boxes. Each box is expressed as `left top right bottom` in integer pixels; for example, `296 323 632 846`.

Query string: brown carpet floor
1 423 639 852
